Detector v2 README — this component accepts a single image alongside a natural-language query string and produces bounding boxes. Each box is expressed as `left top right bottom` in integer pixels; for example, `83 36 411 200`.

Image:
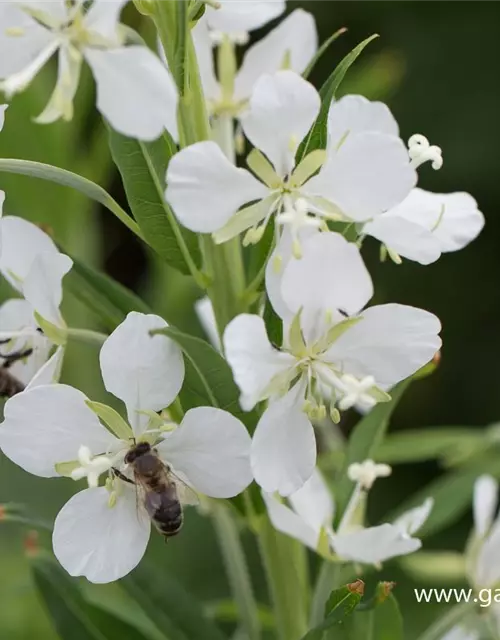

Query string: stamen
347 459 392 490
70 445 112 489
408 134 443 170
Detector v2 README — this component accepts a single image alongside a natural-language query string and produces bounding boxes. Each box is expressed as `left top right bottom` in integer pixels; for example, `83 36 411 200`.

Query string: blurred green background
0 1 498 637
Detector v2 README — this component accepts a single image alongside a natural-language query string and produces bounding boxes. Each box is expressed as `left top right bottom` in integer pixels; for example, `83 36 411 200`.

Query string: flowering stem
65 328 108 346
257 517 309 640
212 503 261 640
415 601 476 640
309 561 341 626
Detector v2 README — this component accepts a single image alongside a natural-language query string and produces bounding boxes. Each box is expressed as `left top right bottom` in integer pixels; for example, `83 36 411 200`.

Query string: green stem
310 561 341 627
212 503 261 640
257 517 309 640
415 601 475 640
65 328 108 346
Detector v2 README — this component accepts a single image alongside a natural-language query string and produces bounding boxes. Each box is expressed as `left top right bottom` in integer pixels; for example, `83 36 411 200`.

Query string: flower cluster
0 5 487 631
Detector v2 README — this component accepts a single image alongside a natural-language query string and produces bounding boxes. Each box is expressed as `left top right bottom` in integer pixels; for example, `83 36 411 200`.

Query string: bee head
125 441 151 464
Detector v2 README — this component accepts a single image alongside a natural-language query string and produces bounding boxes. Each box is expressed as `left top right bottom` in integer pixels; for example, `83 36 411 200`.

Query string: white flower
467 475 500 589
0 215 71 390
364 188 485 265
202 0 286 40
0 0 177 140
263 464 433 565
224 232 442 495
0 311 252 582
165 74 416 244
192 9 317 119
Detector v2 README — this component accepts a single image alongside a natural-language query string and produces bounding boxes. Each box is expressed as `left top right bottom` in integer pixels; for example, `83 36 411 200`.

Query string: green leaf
85 401 133 441
121 561 226 640
386 452 500 537
152 326 258 432
302 28 348 79
376 427 484 466
297 34 379 162
107 128 202 277
64 253 152 332
348 594 403 640
301 582 364 640
31 555 155 640
0 158 142 240
263 298 283 348
334 379 410 523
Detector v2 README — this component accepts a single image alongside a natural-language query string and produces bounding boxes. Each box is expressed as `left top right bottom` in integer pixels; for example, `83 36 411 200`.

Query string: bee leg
2 348 34 368
111 467 135 485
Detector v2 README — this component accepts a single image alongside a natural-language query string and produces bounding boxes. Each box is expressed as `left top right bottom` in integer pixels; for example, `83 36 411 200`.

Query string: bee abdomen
150 493 183 537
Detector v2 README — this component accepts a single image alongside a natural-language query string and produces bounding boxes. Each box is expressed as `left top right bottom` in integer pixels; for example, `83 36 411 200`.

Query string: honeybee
117 442 197 538
0 344 33 398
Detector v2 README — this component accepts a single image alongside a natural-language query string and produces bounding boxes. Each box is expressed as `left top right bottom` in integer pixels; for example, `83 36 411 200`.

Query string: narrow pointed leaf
302 28 348 80
152 326 257 432
108 128 201 276
31 555 156 640
0 159 142 240
297 34 379 162
121 561 226 640
301 582 364 640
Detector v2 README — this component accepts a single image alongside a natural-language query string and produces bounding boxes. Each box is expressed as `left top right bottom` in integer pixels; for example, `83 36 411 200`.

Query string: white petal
99 312 184 435
84 0 128 41
393 497 433 536
251 386 316 496
327 95 399 151
325 304 442 389
192 17 220 103
166 141 268 233
280 232 373 342
35 44 82 124
53 486 150 583
223 314 296 410
265 225 320 322
0 216 58 292
0 298 50 385
332 523 421 564
206 0 285 33
85 46 178 142
158 407 252 498
441 629 480 640
474 475 498 538
364 215 442 265
0 3 56 78
289 468 334 533
241 70 320 176
26 345 64 389
234 10 317 101
23 252 73 326
385 188 485 253
0 384 117 477
262 491 319 551
194 296 221 351
305 132 416 222
0 106 7 131
474 523 500 588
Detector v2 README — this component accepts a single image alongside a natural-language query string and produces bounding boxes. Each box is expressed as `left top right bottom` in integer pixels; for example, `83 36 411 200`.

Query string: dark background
0 2 498 637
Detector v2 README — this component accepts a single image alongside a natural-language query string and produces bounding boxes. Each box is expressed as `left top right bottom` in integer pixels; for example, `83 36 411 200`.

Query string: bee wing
132 480 155 528
170 471 199 507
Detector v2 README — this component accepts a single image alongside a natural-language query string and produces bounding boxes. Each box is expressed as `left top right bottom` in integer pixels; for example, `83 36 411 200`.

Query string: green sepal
34 312 67 346
246 148 280 188
368 386 391 403
288 308 307 357
85 401 132 441
54 460 79 477
316 315 363 352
